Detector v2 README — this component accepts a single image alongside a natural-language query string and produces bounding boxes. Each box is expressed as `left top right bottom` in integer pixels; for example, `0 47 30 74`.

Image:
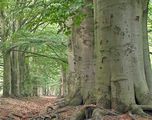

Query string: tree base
69 104 152 120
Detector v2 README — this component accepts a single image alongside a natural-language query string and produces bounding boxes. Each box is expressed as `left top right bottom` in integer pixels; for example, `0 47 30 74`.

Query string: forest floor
0 96 151 120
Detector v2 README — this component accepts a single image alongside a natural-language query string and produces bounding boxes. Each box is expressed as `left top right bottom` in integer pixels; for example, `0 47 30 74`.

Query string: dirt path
0 96 56 119
0 97 152 120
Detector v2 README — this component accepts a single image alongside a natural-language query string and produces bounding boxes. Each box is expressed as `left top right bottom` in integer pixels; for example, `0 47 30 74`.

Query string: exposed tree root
69 104 119 120
68 104 152 120
138 105 152 111
130 105 150 117
54 97 152 119
70 109 85 120
127 112 136 120
92 108 109 120
53 98 69 109
54 96 83 109
69 95 83 106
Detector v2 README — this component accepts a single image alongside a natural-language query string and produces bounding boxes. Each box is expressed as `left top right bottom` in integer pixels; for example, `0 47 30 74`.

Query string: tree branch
12 49 68 64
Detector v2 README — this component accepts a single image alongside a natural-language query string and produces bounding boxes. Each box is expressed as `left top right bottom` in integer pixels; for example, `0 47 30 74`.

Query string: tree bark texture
95 0 152 112
67 0 95 105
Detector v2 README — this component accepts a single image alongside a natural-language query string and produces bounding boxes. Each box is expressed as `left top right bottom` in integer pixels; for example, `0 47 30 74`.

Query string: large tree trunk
79 0 95 104
95 0 152 112
94 0 112 109
67 0 95 105
67 23 83 105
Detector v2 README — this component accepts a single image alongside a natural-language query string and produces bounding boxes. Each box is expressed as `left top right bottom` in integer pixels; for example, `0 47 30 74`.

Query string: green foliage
13 26 68 95
7 0 85 33
149 2 152 43
0 0 93 96
1 0 78 95
0 0 9 10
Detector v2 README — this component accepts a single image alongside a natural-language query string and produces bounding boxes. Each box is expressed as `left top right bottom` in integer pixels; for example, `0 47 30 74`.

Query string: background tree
0 0 69 97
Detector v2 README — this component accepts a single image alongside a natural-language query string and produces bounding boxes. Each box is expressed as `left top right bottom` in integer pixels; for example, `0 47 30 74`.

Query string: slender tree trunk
142 0 152 92
22 57 31 96
0 11 12 97
11 49 20 97
10 19 21 97
19 48 26 96
3 52 12 97
60 66 67 96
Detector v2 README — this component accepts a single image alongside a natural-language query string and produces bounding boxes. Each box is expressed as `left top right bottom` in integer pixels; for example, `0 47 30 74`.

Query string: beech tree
66 0 95 105
94 0 152 112
0 0 69 97
67 0 152 117
1 0 152 117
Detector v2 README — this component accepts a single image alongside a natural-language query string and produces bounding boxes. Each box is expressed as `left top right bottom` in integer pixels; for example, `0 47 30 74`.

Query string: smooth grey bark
95 0 151 111
67 0 95 105
94 0 152 111
67 22 83 105
94 0 112 109
79 0 95 104
130 0 152 105
66 38 81 105
68 0 152 116
142 0 152 92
